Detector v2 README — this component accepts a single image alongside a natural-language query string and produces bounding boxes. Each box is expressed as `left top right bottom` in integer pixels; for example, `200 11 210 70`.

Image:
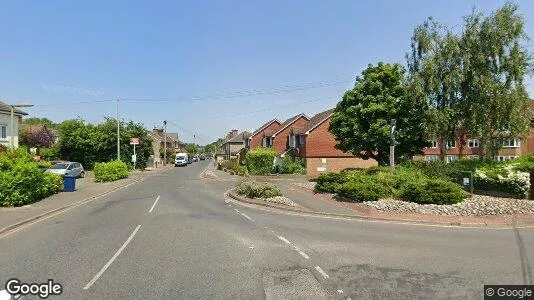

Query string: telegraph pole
163 120 167 165
390 119 396 171
117 99 120 160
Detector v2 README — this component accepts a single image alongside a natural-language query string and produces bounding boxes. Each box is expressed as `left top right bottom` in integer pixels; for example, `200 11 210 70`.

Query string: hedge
235 180 282 198
398 178 467 205
279 156 306 174
246 147 276 175
94 160 129 182
0 148 63 207
337 178 390 202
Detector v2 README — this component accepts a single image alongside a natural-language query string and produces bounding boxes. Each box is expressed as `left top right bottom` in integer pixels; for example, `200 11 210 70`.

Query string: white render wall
0 113 22 148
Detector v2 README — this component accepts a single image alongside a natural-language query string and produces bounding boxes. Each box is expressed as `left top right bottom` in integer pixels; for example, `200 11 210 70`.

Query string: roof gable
249 119 281 139
0 101 29 116
305 109 334 134
227 131 251 143
271 113 309 137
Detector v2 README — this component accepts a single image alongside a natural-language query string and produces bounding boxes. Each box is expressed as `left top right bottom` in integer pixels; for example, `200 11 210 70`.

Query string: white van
175 153 188 167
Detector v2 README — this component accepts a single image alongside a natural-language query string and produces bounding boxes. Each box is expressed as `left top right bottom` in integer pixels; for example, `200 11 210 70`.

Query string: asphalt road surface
1 160 533 299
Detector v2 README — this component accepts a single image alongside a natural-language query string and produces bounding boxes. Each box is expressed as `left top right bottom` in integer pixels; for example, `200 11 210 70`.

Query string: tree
23 118 56 128
329 62 429 165
185 143 199 154
20 125 55 152
407 2 533 160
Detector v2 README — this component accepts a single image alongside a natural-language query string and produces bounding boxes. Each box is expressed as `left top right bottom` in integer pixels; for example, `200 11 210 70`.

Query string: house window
289 135 296 148
501 139 520 148
0 124 6 140
495 156 519 162
245 139 250 149
445 139 456 149
446 155 459 163
428 140 437 148
468 155 480 160
468 139 480 148
262 137 272 147
299 135 305 146
425 155 438 162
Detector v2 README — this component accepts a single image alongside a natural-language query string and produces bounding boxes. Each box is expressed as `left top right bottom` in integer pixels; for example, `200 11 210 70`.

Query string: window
262 137 272 147
244 139 250 148
446 155 459 163
501 139 520 148
425 155 438 162
289 135 296 148
0 124 6 140
445 139 456 149
468 139 480 148
468 155 480 160
428 140 437 148
495 156 519 162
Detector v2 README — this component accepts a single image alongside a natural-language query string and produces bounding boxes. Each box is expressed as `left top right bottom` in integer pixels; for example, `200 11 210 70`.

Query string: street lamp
10 104 33 149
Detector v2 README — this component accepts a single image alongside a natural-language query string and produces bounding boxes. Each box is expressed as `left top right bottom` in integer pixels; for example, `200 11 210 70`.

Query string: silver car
45 162 85 178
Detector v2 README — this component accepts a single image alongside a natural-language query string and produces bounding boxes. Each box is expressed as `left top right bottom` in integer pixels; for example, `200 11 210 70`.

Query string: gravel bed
260 196 297 207
293 182 316 190
361 195 534 216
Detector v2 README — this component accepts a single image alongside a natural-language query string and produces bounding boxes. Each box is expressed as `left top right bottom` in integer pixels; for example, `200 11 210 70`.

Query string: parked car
45 162 85 178
200 154 206 160
192 155 198 162
188 156 193 164
175 153 188 167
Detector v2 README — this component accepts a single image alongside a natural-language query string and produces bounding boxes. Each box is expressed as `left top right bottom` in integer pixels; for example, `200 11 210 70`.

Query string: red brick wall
305 116 354 157
306 157 378 177
272 116 309 155
249 121 280 149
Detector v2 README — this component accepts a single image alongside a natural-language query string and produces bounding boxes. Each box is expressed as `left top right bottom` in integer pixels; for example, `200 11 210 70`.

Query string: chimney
231 129 238 138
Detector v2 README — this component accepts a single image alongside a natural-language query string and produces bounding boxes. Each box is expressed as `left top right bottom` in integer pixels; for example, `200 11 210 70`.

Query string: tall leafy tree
329 62 429 165
20 125 55 151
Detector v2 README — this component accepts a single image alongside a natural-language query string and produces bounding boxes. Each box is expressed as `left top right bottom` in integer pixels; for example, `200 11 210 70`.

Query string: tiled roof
272 113 309 137
227 131 251 143
0 101 29 115
250 119 280 138
305 109 334 134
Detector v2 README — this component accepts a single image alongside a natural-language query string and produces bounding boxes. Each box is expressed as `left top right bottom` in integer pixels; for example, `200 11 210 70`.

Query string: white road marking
295 248 310 259
240 213 254 221
234 208 240 213
83 225 142 290
277 235 291 245
148 195 160 213
315 266 329 279
337 289 343 294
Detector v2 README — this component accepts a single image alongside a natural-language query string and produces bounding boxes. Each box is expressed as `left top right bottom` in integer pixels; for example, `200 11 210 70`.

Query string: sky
1 1 533 144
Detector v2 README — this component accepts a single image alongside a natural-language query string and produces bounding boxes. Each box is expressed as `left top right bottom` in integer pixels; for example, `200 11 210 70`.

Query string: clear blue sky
1 0 533 144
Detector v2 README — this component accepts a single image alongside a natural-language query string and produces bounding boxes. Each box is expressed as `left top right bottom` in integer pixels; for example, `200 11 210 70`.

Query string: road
1 160 533 299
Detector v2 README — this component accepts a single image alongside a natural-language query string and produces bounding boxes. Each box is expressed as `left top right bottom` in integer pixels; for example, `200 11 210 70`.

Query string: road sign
131 154 137 162
130 137 140 145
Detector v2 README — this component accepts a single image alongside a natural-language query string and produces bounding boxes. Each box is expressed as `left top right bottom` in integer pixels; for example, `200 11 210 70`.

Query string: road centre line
277 235 291 245
314 266 329 279
294 247 310 259
148 195 160 213
240 213 254 221
83 225 142 290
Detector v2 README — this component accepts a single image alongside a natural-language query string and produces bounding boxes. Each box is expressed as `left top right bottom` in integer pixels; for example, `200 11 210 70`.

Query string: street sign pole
133 144 136 170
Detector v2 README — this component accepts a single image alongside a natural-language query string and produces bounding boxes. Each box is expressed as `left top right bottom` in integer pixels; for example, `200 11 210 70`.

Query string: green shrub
235 180 282 198
0 149 63 207
399 178 466 205
38 160 52 169
279 156 306 174
474 164 530 197
94 160 129 182
246 147 276 175
315 172 347 193
337 178 390 202
40 145 60 161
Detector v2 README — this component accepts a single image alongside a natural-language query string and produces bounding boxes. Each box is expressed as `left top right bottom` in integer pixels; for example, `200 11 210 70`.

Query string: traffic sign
130 137 140 145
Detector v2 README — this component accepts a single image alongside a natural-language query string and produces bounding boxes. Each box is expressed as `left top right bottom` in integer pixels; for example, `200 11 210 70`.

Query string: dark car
200 154 206 160
188 156 193 164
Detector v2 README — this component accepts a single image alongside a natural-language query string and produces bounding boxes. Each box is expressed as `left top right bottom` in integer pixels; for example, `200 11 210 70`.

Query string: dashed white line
148 195 160 213
337 289 343 294
277 235 291 245
83 225 142 290
234 208 240 213
295 248 310 260
240 213 253 221
314 266 329 279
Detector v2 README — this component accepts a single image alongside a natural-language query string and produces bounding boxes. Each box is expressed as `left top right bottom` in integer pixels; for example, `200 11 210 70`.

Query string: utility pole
390 119 396 171
117 99 120 160
163 120 167 166
194 134 196 146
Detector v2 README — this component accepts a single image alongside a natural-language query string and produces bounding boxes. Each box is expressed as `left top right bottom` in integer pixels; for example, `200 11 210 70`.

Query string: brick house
270 113 309 156
247 119 281 149
290 109 378 177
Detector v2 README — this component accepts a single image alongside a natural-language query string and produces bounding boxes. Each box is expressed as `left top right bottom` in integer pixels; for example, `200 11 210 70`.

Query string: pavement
0 160 533 299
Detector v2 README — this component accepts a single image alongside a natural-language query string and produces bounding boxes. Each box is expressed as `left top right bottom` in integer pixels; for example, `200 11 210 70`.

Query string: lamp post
390 119 396 171
9 104 33 149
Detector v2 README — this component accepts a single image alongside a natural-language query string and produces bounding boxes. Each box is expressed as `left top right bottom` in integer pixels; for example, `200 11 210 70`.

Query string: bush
0 148 62 207
315 172 347 193
279 156 306 174
246 147 276 175
235 180 282 198
399 178 467 205
94 160 129 182
337 178 390 202
40 145 60 161
38 160 52 169
474 164 530 197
